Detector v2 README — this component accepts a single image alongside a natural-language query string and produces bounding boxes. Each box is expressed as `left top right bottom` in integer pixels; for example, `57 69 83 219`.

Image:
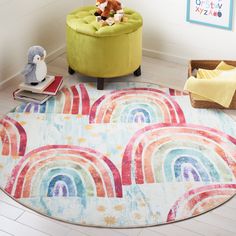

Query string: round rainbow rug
0 82 235 228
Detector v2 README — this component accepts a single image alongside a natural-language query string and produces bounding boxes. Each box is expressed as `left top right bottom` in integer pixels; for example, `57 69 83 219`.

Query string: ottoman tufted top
66 6 143 37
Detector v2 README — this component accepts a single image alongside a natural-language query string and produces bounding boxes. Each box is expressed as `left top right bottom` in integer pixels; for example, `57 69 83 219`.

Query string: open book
19 76 63 95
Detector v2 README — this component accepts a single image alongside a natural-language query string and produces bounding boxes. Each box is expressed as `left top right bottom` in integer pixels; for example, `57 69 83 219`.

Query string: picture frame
186 0 234 30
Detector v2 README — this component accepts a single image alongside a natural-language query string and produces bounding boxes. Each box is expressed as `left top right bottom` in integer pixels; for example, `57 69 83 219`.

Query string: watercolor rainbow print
14 84 90 115
5 145 122 199
0 116 27 156
122 123 236 185
167 184 236 222
0 82 236 227
90 88 185 124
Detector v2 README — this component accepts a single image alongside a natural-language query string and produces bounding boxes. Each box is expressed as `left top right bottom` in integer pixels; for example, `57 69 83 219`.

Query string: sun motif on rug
0 82 235 227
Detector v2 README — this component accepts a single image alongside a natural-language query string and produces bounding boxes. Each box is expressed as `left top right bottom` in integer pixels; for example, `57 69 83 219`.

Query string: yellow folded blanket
184 61 236 108
216 61 235 70
196 61 236 80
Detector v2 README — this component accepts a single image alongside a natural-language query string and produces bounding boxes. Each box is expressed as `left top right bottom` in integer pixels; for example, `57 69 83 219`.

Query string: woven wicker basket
188 60 236 109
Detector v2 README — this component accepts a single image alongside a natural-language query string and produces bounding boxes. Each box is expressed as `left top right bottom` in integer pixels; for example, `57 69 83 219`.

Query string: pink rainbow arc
102 94 174 123
79 84 90 115
5 145 122 198
71 85 80 114
58 84 90 115
89 88 185 123
0 123 10 155
19 155 107 198
169 88 188 96
122 123 236 185
61 87 72 114
167 184 236 222
142 134 235 183
0 116 27 156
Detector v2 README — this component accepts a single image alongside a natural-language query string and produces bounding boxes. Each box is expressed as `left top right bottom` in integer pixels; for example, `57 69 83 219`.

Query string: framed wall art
186 0 234 30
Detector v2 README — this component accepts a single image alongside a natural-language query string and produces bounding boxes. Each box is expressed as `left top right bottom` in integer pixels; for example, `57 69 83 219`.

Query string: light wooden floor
0 54 235 236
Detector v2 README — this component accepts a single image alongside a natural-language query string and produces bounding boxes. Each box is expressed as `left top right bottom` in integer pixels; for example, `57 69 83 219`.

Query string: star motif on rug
104 216 117 226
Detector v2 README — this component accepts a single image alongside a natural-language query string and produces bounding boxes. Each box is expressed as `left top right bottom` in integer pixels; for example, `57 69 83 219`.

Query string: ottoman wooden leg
134 66 141 76
68 66 75 75
97 78 104 90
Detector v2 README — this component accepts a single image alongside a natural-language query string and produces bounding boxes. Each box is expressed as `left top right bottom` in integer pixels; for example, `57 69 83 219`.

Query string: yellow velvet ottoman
66 6 143 89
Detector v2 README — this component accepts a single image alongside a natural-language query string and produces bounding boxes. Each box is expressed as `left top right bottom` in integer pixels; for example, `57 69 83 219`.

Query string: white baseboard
0 45 66 90
46 44 66 63
0 46 187 90
143 48 188 65
0 71 21 90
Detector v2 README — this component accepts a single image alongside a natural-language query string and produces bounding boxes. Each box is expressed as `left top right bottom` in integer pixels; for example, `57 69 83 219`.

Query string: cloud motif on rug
5 145 123 199
89 88 186 124
0 116 27 156
122 123 236 185
14 84 90 115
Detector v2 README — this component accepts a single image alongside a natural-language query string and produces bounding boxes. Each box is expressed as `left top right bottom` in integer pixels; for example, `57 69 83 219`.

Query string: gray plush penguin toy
22 46 47 85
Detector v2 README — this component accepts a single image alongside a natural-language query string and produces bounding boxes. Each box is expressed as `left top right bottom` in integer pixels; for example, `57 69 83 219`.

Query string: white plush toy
22 46 47 85
114 9 124 23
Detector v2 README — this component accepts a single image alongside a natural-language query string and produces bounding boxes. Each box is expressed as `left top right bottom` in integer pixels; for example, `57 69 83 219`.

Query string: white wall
1 0 235 85
0 0 83 85
86 0 236 62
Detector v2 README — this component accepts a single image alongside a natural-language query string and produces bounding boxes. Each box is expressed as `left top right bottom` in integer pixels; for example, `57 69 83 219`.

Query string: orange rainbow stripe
122 123 236 185
14 83 90 115
5 145 122 198
0 116 27 156
90 88 185 124
167 184 236 222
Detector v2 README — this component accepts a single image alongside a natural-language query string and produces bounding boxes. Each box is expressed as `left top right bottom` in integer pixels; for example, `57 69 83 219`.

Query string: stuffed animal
94 0 122 20
22 46 47 85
